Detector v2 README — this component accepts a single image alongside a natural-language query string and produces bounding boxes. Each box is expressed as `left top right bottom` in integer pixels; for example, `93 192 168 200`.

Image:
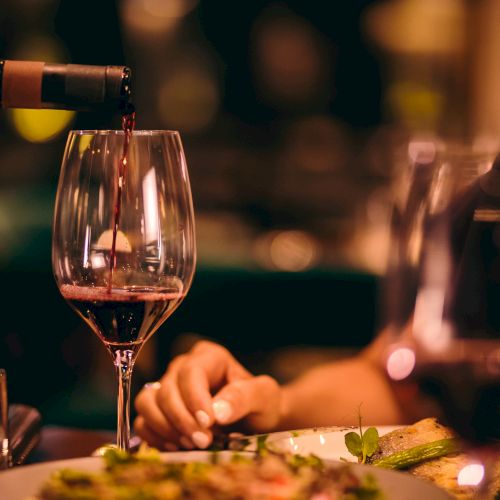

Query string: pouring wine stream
108 106 136 293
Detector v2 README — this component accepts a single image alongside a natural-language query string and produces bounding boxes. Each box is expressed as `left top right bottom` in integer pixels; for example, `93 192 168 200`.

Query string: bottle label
2 60 44 109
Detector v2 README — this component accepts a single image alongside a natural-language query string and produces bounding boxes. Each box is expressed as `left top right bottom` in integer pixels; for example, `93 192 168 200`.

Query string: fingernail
212 399 232 423
195 410 211 429
144 381 161 390
164 442 178 452
191 431 210 449
179 436 194 450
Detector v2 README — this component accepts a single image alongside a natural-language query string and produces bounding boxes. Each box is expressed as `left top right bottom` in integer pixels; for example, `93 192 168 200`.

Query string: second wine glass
52 130 196 450
383 139 499 495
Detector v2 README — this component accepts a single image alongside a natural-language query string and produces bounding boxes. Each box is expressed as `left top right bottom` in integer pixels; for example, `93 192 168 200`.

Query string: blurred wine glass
52 130 196 450
383 139 499 495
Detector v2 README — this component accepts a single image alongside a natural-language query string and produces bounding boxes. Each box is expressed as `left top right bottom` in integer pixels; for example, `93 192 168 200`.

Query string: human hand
134 340 282 450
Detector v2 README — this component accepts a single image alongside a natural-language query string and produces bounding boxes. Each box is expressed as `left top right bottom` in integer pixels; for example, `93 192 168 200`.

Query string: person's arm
134 338 406 450
278 352 405 429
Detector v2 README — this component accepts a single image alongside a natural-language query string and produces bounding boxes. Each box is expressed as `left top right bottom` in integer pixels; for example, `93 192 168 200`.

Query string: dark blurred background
0 0 498 429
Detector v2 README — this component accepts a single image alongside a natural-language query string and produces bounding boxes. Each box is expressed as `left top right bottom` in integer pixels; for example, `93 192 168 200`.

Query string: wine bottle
0 60 132 111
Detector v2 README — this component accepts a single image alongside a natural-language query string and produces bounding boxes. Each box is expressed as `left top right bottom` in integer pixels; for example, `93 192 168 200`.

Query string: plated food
1 418 493 500
0 449 452 500
35 448 383 500
267 418 499 499
368 418 499 500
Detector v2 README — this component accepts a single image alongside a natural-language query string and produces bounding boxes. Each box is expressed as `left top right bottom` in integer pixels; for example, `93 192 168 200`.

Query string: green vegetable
54 469 94 486
345 413 379 464
372 438 459 469
256 434 269 455
288 453 324 470
103 444 161 469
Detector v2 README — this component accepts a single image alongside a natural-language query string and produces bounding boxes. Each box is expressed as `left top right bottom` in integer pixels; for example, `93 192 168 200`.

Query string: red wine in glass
411 353 499 445
60 284 184 349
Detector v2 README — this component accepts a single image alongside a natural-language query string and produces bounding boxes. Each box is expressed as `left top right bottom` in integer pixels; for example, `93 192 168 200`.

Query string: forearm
277 355 406 430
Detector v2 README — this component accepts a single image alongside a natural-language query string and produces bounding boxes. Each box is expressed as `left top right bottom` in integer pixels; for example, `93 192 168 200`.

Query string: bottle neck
0 60 132 111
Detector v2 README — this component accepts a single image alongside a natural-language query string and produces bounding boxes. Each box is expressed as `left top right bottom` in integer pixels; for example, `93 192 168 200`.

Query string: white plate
265 425 402 462
0 449 452 500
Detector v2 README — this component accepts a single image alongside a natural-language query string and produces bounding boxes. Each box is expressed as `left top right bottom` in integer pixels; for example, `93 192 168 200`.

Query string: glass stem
113 349 135 451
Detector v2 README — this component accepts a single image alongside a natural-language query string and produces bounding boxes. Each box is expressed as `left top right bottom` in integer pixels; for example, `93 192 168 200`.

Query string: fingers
134 340 280 449
156 368 213 449
133 416 177 451
134 415 196 451
176 359 216 428
134 384 173 437
175 343 249 426
135 384 192 449
212 375 281 432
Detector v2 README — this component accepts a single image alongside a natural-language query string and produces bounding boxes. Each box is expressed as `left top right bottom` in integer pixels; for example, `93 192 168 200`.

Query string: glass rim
69 129 180 136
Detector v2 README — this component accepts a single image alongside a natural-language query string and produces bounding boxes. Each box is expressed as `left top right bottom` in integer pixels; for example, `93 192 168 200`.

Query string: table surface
27 426 115 463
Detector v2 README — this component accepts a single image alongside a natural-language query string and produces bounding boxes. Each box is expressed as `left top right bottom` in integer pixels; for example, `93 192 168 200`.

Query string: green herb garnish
344 412 379 464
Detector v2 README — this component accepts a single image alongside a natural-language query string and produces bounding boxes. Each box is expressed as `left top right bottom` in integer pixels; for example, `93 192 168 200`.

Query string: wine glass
52 130 196 451
383 139 499 495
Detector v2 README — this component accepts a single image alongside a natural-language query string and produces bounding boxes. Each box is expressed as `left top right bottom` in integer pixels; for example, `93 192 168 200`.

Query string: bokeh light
254 230 319 271
9 108 75 143
386 346 416 380
365 0 465 55
157 64 219 133
252 6 329 107
281 116 350 173
386 81 443 131
10 33 68 63
121 0 198 36
457 463 485 487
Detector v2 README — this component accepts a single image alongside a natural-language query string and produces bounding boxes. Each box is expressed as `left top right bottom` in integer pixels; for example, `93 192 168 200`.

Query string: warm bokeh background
0 0 499 429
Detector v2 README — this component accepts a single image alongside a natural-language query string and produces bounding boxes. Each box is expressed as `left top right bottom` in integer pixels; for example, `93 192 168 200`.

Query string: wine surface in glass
411 353 499 444
61 284 184 348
